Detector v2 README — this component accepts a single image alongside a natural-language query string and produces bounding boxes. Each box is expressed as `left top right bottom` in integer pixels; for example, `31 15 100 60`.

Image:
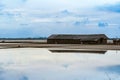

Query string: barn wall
47 39 82 44
47 39 107 44
81 41 97 44
97 39 107 44
113 40 120 45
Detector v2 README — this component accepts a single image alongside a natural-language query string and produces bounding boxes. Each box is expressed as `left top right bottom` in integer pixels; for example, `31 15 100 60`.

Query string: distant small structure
107 39 114 44
47 34 108 44
112 38 120 45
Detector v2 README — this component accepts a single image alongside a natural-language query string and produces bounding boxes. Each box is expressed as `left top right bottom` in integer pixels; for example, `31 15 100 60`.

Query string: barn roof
48 34 108 41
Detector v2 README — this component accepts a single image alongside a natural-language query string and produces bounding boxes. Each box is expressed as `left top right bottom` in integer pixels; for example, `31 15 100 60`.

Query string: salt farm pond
0 48 120 80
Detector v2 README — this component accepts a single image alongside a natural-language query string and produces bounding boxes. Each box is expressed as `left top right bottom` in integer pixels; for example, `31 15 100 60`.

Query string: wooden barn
113 38 120 45
47 34 108 44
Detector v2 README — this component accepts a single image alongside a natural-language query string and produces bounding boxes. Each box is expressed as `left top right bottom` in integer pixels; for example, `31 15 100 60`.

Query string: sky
0 0 120 38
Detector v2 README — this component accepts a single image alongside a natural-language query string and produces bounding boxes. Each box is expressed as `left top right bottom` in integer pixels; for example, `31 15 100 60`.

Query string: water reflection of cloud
0 67 29 80
19 75 29 80
62 64 70 69
0 49 120 80
97 65 120 75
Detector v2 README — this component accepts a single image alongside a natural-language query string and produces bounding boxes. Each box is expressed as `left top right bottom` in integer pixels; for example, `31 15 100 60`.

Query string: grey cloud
98 3 120 13
21 0 27 2
98 22 108 27
74 18 89 26
74 21 81 26
56 10 71 17
60 10 71 15
54 9 78 18
0 3 5 11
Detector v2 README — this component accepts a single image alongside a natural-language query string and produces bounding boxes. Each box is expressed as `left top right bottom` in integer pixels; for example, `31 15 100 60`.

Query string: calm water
0 48 120 80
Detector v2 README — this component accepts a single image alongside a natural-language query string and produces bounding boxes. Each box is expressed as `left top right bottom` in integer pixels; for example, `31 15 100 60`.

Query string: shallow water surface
0 48 120 80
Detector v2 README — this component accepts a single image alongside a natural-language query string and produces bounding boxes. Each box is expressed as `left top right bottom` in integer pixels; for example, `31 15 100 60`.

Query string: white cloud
0 0 120 37
31 18 53 23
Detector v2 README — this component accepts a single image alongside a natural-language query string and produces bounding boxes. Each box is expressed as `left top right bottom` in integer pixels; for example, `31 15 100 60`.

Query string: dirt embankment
0 42 120 50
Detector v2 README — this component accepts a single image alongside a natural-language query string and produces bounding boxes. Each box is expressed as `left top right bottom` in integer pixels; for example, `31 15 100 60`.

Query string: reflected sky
0 48 120 80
